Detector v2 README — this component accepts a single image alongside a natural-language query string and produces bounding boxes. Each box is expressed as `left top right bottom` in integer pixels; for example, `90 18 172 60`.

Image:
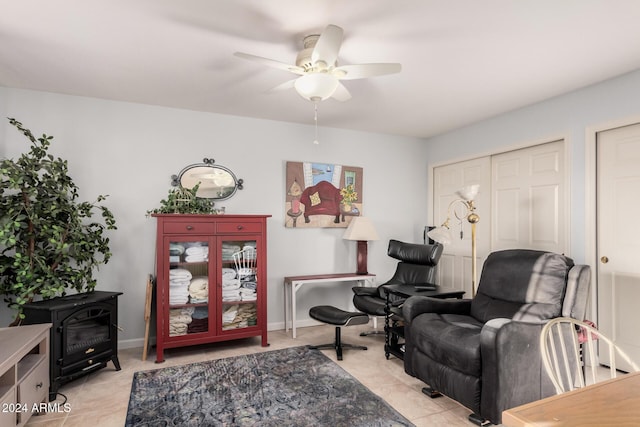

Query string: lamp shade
294 73 339 101
456 184 479 201
343 217 379 241
426 225 453 245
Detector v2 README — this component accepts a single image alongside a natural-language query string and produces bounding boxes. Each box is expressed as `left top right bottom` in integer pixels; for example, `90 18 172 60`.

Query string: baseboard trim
117 320 328 349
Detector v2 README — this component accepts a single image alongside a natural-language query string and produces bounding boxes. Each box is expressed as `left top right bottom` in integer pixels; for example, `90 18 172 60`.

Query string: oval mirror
173 158 243 200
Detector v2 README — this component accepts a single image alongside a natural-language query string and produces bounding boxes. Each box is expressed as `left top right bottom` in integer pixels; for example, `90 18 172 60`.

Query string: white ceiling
2 0 640 139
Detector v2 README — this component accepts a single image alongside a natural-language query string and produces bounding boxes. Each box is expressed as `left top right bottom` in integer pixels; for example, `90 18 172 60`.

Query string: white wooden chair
540 317 640 394
232 247 256 281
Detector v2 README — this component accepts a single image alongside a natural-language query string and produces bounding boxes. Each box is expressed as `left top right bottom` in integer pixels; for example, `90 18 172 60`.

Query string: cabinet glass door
167 239 209 336
220 239 258 331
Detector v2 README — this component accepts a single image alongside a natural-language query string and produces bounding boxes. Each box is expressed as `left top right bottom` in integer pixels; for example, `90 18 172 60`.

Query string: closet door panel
494 188 520 244
491 140 565 253
432 157 491 295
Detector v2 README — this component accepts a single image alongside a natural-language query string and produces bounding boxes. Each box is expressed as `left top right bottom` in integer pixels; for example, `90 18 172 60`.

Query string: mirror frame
171 158 244 201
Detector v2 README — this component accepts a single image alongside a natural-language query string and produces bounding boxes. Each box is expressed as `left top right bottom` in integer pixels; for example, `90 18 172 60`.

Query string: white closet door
432 140 567 295
597 123 640 371
491 140 566 254
432 157 491 296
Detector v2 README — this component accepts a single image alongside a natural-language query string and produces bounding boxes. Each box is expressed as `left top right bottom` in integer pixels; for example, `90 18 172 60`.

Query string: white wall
6 67 638 346
0 87 428 346
423 69 640 264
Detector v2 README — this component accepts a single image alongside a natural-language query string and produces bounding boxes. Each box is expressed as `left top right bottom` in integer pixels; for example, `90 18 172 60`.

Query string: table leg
283 280 289 333
292 281 300 339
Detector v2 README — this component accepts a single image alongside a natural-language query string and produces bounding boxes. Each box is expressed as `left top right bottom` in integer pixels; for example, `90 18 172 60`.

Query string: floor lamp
427 185 480 297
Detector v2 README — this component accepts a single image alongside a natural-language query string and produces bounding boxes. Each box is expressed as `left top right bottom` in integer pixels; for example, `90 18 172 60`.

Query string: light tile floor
25 322 480 427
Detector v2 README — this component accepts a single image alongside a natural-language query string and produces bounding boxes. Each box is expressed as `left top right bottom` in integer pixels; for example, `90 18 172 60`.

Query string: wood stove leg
111 355 121 371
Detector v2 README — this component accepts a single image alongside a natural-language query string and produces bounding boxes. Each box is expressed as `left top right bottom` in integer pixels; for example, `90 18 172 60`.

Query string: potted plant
146 183 215 215
0 118 117 324
340 184 358 211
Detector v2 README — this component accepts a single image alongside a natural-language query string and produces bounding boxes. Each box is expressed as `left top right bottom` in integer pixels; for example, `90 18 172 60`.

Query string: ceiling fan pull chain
313 102 319 145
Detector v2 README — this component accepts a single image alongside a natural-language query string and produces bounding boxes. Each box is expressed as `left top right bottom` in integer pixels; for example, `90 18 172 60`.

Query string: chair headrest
470 249 576 323
387 239 443 266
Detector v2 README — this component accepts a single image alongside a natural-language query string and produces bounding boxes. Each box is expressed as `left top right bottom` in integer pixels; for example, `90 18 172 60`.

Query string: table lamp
343 217 379 275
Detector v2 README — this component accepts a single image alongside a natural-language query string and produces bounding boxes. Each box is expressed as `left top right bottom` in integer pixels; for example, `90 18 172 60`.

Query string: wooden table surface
502 371 640 426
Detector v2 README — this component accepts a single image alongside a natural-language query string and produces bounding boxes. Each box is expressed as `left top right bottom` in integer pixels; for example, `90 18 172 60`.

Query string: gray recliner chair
402 249 591 425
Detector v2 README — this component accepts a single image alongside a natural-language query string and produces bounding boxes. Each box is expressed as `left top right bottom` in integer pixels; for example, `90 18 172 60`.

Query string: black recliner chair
402 249 591 425
352 239 443 336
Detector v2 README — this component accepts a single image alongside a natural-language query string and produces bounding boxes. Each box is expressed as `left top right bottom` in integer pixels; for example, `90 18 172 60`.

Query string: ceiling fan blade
234 52 305 75
331 82 352 102
267 79 296 93
333 63 401 80
311 24 344 68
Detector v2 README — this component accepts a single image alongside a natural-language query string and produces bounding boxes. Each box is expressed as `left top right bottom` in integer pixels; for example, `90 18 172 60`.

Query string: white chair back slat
541 317 640 395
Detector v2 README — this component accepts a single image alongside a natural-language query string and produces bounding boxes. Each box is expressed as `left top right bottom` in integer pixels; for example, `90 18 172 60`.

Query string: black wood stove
21 291 122 401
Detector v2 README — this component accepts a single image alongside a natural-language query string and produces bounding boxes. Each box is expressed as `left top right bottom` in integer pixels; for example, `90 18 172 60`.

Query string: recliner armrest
402 295 472 322
479 318 553 423
352 286 378 297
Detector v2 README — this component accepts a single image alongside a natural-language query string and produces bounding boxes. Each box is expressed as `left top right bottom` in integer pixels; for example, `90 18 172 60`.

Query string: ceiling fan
234 24 401 102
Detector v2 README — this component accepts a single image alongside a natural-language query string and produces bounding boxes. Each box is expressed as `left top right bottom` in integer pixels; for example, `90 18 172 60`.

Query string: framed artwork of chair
285 161 363 228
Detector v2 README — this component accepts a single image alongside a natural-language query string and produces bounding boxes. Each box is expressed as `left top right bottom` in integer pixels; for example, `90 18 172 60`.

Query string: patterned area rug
126 345 413 426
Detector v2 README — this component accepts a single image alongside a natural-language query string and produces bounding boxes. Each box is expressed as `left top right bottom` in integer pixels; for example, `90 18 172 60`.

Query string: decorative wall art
285 161 363 228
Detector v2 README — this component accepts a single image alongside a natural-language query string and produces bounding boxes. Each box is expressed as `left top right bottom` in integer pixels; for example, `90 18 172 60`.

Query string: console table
284 273 376 338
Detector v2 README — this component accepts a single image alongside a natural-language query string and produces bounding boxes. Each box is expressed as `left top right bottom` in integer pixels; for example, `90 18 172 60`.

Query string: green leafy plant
146 183 215 215
0 118 117 323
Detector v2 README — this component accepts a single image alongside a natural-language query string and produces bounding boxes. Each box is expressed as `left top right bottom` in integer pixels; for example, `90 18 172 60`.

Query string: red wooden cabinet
153 214 270 362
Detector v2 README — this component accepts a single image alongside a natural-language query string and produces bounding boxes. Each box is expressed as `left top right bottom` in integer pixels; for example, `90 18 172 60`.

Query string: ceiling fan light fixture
294 73 339 101
235 24 399 102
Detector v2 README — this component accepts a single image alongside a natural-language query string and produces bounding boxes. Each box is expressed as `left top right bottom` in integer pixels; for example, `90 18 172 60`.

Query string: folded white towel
186 246 209 256
170 268 193 280
222 294 240 301
170 280 190 287
222 290 240 299
222 278 241 289
185 255 207 263
169 243 185 255
222 268 237 280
